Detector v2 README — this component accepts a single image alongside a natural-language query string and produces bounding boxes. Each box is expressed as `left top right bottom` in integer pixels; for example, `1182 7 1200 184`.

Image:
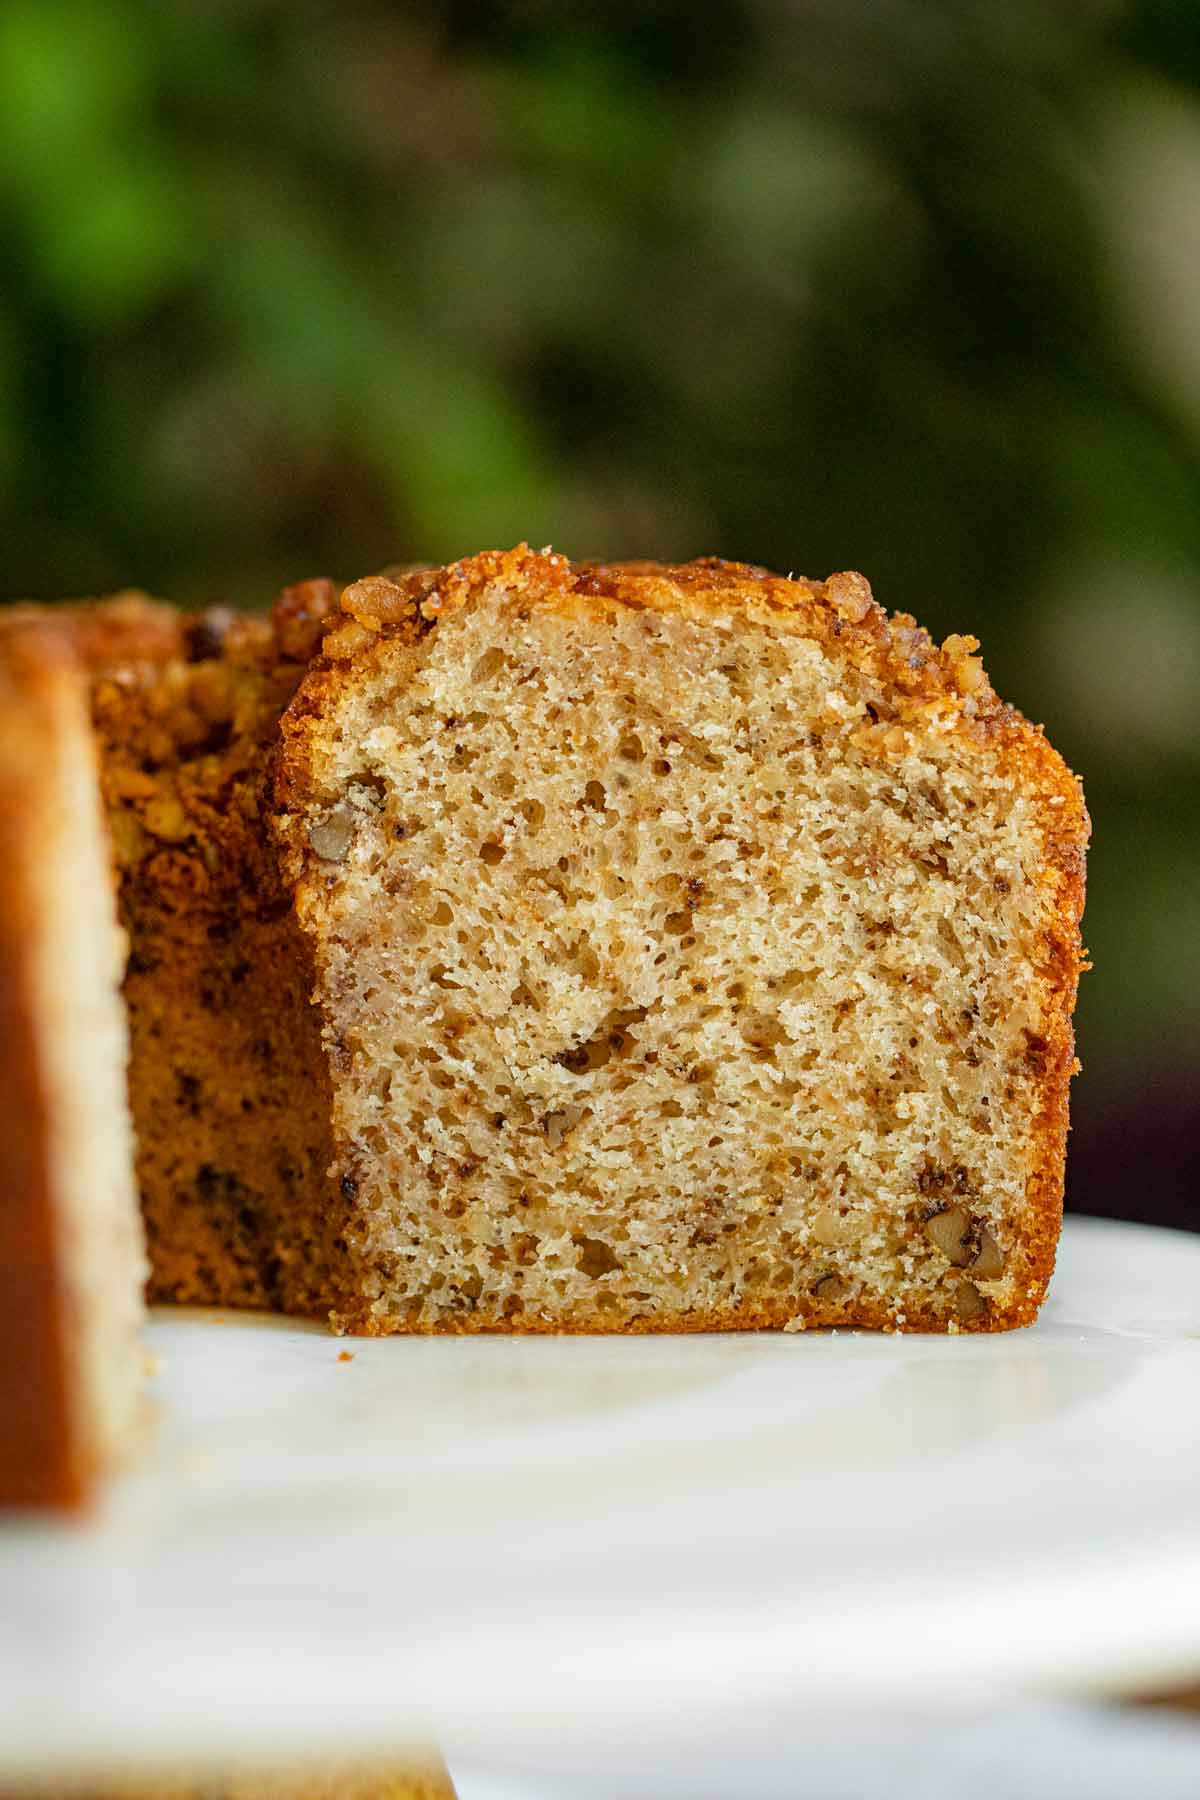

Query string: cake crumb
271 549 1087 1336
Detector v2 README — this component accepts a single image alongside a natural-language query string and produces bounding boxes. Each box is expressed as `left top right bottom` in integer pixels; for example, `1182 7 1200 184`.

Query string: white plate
3 1215 1200 1779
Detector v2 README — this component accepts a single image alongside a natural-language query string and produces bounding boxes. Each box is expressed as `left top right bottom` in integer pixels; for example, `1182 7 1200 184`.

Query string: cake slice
0 622 147 1506
274 546 1088 1334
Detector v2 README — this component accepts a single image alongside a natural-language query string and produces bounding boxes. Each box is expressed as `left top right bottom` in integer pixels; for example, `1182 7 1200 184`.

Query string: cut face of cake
274 548 1089 1335
0 623 147 1505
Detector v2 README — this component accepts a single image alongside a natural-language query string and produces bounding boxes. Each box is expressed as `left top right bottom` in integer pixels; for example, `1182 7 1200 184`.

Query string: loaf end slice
275 547 1088 1335
0 622 148 1505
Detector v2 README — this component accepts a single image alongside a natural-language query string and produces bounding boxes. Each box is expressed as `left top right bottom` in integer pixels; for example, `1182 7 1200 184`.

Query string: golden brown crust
80 581 347 1317
1011 803 1089 1328
332 546 1005 731
340 1292 1014 1337
3 592 187 673
279 545 1089 1336
290 545 1083 798
0 624 92 1505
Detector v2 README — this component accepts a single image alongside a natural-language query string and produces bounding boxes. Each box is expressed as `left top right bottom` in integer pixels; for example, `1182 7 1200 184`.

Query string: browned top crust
318 545 1087 856
2 592 185 670
295 540 1088 894
334 545 1030 740
70 581 339 886
2 588 331 893
0 623 89 1504
4 580 335 675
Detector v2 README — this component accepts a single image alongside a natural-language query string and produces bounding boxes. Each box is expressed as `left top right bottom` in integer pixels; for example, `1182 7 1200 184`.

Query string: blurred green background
0 0 1195 1227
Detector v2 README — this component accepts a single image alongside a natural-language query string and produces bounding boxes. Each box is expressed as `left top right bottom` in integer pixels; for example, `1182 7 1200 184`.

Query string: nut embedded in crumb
811 1207 857 1248
954 1281 988 1321
308 806 355 862
924 1206 1007 1279
924 1205 976 1267
272 545 1088 1337
971 1226 1007 1280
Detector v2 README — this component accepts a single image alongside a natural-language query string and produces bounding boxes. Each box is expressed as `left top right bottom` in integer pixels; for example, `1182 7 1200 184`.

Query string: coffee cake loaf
274 547 1088 1335
0 621 146 1505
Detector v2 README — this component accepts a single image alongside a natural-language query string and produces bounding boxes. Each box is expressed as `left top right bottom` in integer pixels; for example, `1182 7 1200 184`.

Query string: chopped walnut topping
941 632 988 695
341 576 416 625
273 578 338 662
825 569 875 624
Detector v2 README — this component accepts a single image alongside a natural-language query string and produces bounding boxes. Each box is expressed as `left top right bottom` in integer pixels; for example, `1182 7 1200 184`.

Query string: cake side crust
82 583 352 1320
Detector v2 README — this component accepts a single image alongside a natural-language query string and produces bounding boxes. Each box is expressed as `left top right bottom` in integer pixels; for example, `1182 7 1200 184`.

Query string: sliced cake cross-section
274 547 1089 1335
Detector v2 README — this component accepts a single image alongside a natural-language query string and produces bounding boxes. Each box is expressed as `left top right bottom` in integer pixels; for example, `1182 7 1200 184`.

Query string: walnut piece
341 575 415 624
308 805 355 862
971 1226 1007 1280
924 1204 975 1266
924 1207 1007 1279
811 1207 857 1247
954 1281 988 1321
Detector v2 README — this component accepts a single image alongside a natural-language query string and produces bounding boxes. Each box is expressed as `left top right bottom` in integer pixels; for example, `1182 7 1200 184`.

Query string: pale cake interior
288 586 1063 1334
33 674 147 1472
